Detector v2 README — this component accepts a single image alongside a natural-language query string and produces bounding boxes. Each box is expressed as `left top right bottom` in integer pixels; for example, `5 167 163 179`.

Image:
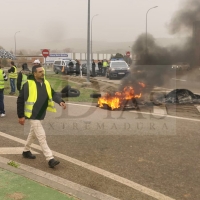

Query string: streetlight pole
14 31 20 56
91 14 98 61
86 0 90 82
146 6 158 56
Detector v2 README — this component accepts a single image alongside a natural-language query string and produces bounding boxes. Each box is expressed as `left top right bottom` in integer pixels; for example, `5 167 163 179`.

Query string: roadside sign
45 53 72 64
126 51 130 57
42 49 50 58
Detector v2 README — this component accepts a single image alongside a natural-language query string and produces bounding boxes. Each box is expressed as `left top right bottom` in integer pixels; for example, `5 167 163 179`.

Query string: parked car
53 59 77 74
106 60 130 79
81 63 100 76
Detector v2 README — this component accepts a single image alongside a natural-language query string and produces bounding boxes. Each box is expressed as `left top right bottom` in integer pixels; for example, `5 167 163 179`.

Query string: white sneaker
1 114 6 117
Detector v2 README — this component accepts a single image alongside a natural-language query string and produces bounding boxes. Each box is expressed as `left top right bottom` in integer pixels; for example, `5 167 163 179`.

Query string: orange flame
98 83 145 110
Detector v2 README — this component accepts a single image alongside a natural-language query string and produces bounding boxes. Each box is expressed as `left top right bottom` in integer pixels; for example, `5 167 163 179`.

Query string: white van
53 59 77 74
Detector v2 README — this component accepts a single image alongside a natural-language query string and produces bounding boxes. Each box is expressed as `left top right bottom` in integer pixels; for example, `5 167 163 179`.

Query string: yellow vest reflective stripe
9 66 17 78
21 73 28 90
42 67 46 78
24 80 56 118
0 69 4 89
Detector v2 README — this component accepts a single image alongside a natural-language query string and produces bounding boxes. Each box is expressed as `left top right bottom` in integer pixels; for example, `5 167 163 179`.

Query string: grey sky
0 0 185 51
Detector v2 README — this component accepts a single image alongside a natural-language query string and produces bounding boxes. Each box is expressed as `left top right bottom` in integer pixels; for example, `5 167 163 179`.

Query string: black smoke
120 0 200 93
132 33 172 65
168 0 200 35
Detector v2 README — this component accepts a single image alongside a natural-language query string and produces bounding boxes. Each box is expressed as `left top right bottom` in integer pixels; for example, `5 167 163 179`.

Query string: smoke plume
168 0 200 35
120 0 200 95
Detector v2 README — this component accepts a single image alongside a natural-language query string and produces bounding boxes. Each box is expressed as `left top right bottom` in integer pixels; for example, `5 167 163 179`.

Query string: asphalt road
1 89 200 200
1 69 200 200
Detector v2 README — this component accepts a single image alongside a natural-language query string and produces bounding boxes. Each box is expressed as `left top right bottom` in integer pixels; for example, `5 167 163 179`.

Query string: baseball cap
33 59 40 64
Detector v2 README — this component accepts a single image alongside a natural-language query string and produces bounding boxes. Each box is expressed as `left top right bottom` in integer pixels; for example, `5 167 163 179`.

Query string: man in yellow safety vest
17 64 66 168
8 61 17 95
0 65 8 117
102 59 109 76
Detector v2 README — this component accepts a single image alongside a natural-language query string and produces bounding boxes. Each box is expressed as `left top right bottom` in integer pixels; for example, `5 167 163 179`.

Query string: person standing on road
17 63 31 92
75 59 80 76
68 60 74 76
98 60 102 75
0 65 8 117
17 64 66 168
92 59 96 77
8 61 17 95
102 59 108 76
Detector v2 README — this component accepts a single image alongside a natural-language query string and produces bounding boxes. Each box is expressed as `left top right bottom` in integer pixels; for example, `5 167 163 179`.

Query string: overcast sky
0 0 186 51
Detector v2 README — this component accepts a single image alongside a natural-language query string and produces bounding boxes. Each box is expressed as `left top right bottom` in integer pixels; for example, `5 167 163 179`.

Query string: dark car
81 63 100 76
106 60 130 79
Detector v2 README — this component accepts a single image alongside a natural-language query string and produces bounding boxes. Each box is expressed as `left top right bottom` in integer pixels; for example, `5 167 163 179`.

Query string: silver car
106 61 130 79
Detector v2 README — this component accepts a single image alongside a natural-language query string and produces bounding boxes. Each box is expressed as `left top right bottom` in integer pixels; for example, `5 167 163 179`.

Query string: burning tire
66 88 80 97
90 93 101 98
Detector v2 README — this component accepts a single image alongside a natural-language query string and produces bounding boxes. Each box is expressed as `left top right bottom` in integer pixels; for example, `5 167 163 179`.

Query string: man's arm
17 82 28 118
17 72 22 91
51 87 66 109
8 66 15 73
2 71 8 81
51 87 65 104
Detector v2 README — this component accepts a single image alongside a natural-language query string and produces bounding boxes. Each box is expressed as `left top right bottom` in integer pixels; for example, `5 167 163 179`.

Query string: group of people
91 59 109 77
0 60 27 117
0 59 66 168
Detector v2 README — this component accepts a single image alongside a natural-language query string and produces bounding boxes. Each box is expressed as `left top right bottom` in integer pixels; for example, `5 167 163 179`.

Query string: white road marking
194 105 200 113
171 78 187 82
130 110 200 122
67 102 200 122
67 102 97 107
154 87 174 91
0 147 39 155
0 131 175 200
153 106 167 115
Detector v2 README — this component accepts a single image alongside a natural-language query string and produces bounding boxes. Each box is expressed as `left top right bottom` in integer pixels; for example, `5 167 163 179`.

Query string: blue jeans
10 78 16 93
0 89 5 114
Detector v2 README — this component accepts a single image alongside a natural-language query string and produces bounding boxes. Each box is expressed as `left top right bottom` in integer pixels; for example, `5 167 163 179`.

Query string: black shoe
22 151 36 159
9 92 15 95
48 158 60 168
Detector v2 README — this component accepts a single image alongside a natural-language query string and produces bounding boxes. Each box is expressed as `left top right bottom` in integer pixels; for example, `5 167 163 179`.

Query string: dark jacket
17 69 31 91
17 75 64 120
98 61 102 67
8 66 16 73
76 62 80 72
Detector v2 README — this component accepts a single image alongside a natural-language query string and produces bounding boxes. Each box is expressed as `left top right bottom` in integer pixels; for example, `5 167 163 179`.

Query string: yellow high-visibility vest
0 69 4 89
9 66 17 79
24 80 56 118
103 61 108 68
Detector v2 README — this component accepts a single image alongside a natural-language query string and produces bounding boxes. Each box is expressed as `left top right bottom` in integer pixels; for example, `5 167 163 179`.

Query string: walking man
8 61 17 95
17 64 66 168
0 65 8 117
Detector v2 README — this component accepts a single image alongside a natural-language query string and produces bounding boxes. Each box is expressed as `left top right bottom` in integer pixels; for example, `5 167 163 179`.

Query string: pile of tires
61 85 80 97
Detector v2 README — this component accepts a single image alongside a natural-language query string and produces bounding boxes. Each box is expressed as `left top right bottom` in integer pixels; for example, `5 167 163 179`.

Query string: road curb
0 156 120 200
